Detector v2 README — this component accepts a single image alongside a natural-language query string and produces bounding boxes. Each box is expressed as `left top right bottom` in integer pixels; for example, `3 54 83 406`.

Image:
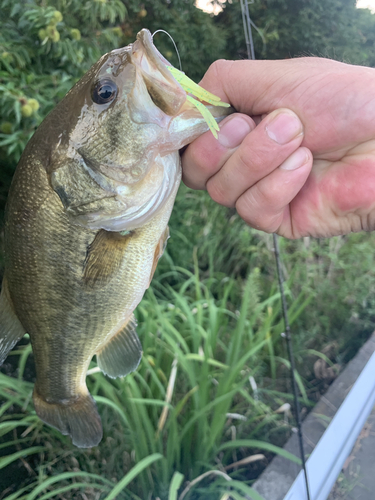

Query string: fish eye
91 79 118 105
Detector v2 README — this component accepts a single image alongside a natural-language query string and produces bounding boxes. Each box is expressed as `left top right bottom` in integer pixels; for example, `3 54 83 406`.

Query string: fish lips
131 29 187 117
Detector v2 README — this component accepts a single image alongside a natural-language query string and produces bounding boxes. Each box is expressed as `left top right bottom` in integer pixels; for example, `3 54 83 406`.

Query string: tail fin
33 387 103 448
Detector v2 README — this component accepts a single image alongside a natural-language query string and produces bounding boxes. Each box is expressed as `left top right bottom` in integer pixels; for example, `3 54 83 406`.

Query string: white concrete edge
283 349 375 500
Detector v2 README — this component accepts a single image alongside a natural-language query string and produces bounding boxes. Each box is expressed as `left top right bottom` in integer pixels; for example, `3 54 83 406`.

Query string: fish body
0 29 231 447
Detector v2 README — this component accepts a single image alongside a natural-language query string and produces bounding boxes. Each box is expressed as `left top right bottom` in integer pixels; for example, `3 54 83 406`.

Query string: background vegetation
1 0 375 498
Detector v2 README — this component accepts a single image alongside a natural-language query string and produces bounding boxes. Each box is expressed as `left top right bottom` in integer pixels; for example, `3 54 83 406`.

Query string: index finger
198 59 292 116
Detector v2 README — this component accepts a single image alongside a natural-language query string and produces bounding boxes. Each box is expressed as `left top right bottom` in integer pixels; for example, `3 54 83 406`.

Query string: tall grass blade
26 472 114 500
168 471 184 500
94 395 129 426
0 446 45 470
2 483 36 500
219 439 301 465
229 480 266 500
36 482 109 500
103 453 163 500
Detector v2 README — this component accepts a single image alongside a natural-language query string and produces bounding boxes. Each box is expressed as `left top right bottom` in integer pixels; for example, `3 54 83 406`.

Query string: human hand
182 58 375 238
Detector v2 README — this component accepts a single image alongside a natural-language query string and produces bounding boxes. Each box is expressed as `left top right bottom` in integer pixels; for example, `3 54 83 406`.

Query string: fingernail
279 148 309 171
218 116 253 149
266 111 303 145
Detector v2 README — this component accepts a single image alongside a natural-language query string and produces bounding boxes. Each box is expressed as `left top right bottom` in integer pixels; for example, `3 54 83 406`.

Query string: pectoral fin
96 314 142 378
83 229 131 288
0 278 26 366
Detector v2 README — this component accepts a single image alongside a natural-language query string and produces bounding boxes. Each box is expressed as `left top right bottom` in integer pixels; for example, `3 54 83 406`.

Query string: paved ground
328 405 375 500
253 333 375 500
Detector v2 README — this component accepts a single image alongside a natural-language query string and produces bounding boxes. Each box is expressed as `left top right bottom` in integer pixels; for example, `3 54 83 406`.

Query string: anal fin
96 314 142 378
0 278 26 366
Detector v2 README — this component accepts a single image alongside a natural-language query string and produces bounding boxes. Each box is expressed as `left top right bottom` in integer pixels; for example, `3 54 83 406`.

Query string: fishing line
239 2 311 499
152 29 182 71
273 235 311 500
240 0 255 60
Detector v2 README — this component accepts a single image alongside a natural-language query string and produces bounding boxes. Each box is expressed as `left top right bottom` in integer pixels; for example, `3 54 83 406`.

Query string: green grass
0 262 309 500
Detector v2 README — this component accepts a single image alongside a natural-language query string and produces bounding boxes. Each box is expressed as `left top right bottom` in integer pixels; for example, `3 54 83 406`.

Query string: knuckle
236 189 283 233
208 59 230 78
235 191 259 227
255 179 282 206
207 177 234 207
203 60 234 100
234 146 260 179
237 138 269 174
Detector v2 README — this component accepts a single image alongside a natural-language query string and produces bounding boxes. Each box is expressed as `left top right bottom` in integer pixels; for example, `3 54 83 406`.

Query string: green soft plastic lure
167 65 230 139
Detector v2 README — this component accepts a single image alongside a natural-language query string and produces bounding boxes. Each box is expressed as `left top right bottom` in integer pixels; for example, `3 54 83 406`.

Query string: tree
214 0 375 65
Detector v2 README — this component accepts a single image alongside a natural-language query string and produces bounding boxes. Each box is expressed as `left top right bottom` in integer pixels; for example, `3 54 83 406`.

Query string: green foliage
278 233 375 365
215 0 375 65
1 266 306 499
0 0 126 164
121 0 227 80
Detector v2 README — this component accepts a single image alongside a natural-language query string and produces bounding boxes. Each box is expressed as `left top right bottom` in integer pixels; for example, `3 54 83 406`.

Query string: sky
196 0 375 15
356 0 375 12
195 0 224 15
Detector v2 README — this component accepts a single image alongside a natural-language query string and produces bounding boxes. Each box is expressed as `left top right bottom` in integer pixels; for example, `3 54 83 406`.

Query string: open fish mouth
130 28 188 117
134 29 180 90
132 28 231 135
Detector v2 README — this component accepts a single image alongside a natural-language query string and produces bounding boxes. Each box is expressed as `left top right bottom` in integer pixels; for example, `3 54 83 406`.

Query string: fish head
47 29 232 231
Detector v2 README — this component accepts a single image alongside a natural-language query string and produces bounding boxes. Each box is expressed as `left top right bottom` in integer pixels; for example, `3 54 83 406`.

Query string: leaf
0 446 46 470
103 453 163 500
219 440 302 465
168 471 184 500
26 472 114 500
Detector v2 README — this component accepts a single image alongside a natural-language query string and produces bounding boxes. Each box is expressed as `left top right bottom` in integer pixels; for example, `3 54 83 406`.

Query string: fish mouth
131 29 188 116
134 29 177 87
131 29 232 138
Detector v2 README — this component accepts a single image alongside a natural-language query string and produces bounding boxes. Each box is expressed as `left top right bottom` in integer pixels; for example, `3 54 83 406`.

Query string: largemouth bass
0 29 231 447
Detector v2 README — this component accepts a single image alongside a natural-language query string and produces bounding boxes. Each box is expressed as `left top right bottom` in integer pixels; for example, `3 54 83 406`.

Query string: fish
0 29 232 448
